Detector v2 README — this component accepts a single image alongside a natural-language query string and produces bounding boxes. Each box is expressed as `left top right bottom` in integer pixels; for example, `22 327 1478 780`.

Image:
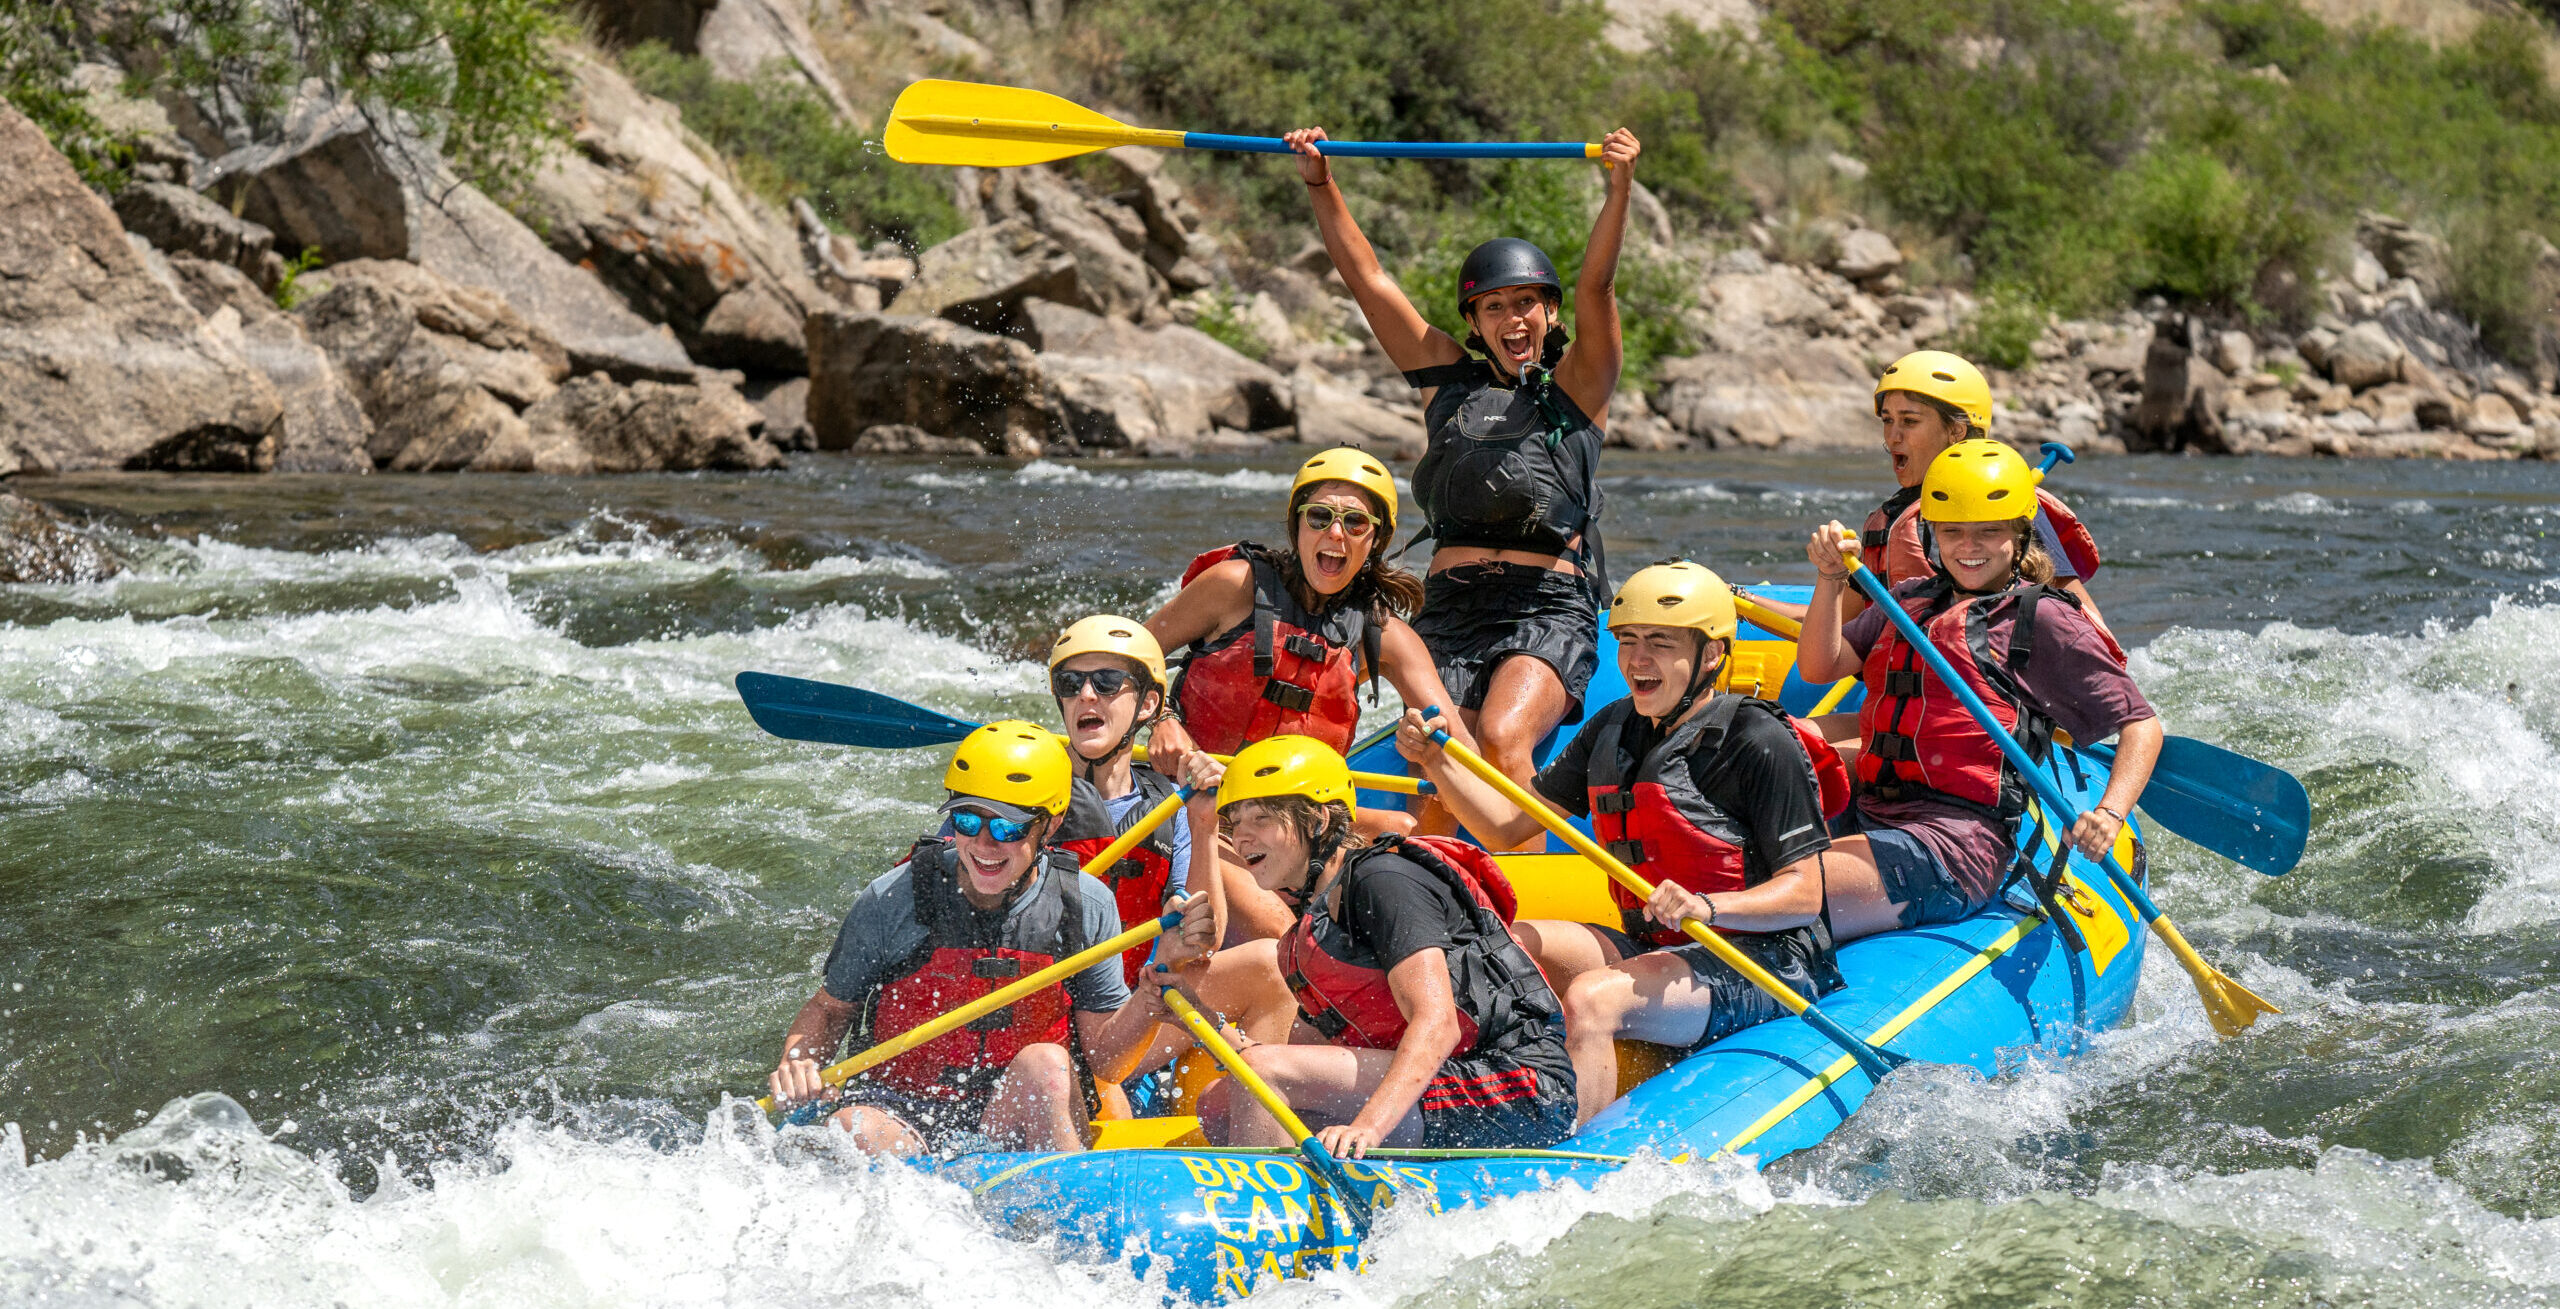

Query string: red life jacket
1856 581 2121 831
1172 542 1381 756
1277 835 1561 1055
1053 767 1182 986
2034 488 2103 581
1860 485 1923 577
859 840 1091 1103
1879 487 2103 584
1583 694 1849 949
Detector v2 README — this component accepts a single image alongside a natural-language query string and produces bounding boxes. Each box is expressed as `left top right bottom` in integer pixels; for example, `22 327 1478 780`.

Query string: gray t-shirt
819 857 1131 1013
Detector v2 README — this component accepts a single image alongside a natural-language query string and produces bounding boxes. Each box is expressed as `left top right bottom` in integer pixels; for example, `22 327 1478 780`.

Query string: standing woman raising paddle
1284 124 1642 812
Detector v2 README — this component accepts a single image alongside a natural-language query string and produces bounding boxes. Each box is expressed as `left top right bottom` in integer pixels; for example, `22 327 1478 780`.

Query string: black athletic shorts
1410 562 1600 724
1417 1047 1578 1149
1662 933 1838 1054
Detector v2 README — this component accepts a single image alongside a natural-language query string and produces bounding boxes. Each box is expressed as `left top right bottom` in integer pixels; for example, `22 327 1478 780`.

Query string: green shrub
1953 289 2045 371
2446 211 2549 368
2120 147 2271 309
0 2 132 188
271 245 324 310
1188 290 1269 361
622 43 960 250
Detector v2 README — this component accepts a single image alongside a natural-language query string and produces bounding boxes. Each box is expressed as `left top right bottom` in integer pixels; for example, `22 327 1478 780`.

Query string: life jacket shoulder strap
1864 485 1922 550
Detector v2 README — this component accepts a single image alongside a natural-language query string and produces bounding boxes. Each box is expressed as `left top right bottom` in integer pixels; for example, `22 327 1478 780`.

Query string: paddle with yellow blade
1155 986 1378 1243
758 785 1194 1120
735 670 1431 794
1416 716 1906 1081
1835 544 2281 1036
885 79 1605 168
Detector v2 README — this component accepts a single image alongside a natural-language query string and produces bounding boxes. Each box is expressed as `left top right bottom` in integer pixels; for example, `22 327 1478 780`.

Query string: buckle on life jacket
1882 669 1925 697
1282 632 1328 662
1261 680 1318 712
1868 733 1921 763
1593 790 1636 815
1605 838 1647 866
969 1007 1016 1031
972 957 1023 980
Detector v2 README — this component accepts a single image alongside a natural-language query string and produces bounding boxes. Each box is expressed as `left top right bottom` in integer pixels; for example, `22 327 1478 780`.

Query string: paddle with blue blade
735 670 1433 794
2076 737 2308 876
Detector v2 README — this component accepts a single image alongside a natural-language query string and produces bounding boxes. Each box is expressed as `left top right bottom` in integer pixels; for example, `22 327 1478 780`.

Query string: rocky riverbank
6 0 2559 477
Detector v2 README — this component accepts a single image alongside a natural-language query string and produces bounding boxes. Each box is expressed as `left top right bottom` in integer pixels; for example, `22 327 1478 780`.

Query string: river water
2 451 2557 1306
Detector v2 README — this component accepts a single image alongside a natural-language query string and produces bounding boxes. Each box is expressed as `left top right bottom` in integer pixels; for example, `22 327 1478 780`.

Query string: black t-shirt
1320 850 1471 975
1533 697 1832 880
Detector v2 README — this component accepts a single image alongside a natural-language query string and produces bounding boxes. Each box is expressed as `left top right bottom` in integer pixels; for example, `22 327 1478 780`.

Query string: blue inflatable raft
925 587 2152 1301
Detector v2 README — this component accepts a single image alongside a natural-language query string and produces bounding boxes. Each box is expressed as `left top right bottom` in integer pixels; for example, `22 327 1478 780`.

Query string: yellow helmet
943 720 1073 818
1048 614 1167 690
1215 734 1357 819
1920 439 2040 523
1876 350 1994 437
1607 561 1737 641
1290 447 1400 532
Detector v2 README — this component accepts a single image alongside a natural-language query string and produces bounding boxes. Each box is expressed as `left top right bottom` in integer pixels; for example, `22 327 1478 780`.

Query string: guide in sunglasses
1143 447 1476 863
765 722 1185 1156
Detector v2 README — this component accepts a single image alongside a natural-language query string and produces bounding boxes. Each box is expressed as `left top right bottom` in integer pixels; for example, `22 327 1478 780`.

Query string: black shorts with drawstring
1410 562 1600 724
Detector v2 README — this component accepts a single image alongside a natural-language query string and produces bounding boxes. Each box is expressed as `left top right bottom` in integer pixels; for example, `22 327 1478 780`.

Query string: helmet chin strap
1654 633 1720 727
1067 690 1159 780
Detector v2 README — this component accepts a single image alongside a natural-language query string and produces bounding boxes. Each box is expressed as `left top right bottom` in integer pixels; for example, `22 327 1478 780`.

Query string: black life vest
1404 358 1607 588
1276 836 1562 1055
856 840 1092 1104
1171 542 1382 756
1054 766 1182 986
1583 695 1849 952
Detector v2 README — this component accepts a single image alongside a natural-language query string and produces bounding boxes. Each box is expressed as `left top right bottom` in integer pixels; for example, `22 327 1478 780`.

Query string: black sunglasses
1051 667 1140 698
1296 505 1381 538
949 809 1036 843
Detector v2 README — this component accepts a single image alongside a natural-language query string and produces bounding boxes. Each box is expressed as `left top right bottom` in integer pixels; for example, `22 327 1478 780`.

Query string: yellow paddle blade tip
885 78 1130 168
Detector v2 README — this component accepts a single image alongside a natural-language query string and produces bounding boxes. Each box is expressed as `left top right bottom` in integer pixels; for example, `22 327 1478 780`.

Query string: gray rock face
298 259 570 471
697 0 858 121
807 308 1067 455
746 376 815 450
2357 211 2451 301
1651 340 1876 450
518 373 784 472
890 219 1081 333
2132 317 2228 453
197 89 696 383
1021 299 1289 431
0 103 282 475
1010 166 1163 322
0 492 126 583
850 423 986 455
1831 228 1904 284
115 182 287 291
1288 365 1422 457
581 0 719 53
162 256 373 473
521 49 825 374
2326 321 2406 391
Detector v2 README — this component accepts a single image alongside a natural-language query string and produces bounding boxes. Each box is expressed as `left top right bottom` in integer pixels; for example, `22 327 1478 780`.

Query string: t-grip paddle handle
1416 708 1904 1080
2036 442 2075 478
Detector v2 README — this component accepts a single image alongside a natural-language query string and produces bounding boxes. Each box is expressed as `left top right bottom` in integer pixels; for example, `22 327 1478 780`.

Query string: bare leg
1817 838 1907 943
1125 939 1303 1082
1561 952 1719 1125
977 1042 1087 1151
826 1104 927 1156
1511 918 1626 997
1471 656 1572 851
1354 808 1417 841
1211 1043 1417 1149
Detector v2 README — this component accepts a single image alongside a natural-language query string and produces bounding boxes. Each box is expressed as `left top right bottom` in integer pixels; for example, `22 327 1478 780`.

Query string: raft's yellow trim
972 1153 1069 1194
1718 911 2045 1158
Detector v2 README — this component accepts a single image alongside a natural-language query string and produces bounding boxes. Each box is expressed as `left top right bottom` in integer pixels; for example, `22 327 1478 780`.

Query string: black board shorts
1417 1048 1578 1149
1410 562 1599 724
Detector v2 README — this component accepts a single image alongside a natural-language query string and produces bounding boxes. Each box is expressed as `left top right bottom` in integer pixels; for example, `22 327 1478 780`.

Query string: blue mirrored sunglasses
949 808 1036 843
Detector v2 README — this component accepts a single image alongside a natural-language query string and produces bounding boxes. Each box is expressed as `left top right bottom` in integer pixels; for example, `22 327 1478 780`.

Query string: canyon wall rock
807 309 1066 456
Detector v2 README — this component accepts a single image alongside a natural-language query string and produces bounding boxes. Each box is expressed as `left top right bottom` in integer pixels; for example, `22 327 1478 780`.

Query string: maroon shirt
1841 582 2154 902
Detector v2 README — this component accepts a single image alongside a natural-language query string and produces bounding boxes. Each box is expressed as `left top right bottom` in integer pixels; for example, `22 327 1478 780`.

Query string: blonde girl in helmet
766 722 1177 1155
1150 736 1577 1154
1799 442 2162 944
1398 562 1848 1124
1145 448 1473 869
1840 350 2111 634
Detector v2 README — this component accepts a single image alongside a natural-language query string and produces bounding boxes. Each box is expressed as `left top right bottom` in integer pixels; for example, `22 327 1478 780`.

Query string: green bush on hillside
0 2 130 188
622 43 960 250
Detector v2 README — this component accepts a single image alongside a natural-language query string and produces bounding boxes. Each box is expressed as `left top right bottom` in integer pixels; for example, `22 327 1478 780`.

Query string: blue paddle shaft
2037 442 2076 475
1181 132 1595 159
1842 565 2166 924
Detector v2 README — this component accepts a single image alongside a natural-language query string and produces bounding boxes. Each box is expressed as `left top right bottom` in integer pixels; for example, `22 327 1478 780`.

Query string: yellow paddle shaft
1128 744 1425 796
899 113 1187 150
1728 591 1857 714
1159 987 1323 1145
1434 736 1820 1019
757 791 1188 1114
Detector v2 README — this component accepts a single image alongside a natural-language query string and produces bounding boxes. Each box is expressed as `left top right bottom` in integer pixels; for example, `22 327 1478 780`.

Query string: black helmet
1457 238 1561 313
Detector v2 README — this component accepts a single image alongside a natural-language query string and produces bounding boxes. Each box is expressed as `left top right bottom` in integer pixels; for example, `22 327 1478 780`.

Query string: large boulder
1021 299 1289 430
2131 317 2227 453
2325 320 2406 391
1650 339 1876 449
2356 211 2451 302
0 103 282 474
889 218 1081 333
806 309 1067 456
298 259 570 471
114 181 287 291
0 492 127 584
196 89 696 382
515 373 784 472
696 0 857 121
154 253 373 473
1698 254 1838 353
1008 166 1164 322
519 48 827 374
1288 366 1423 457
1830 228 1904 284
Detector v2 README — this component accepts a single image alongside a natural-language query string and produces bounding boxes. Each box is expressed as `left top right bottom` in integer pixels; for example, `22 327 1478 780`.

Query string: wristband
1699 895 1717 929
2091 804 2124 824
1306 178 1332 189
